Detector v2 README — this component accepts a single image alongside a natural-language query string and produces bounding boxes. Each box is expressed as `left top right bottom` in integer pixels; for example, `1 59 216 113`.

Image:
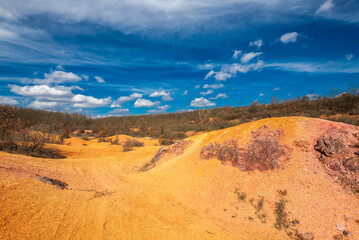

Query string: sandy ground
0 117 359 240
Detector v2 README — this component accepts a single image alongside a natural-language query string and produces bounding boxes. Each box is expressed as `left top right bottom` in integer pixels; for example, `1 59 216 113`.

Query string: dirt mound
200 126 291 171
140 140 192 171
314 128 359 194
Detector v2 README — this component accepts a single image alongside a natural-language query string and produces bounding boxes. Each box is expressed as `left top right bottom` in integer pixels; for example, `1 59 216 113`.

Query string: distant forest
2 89 359 144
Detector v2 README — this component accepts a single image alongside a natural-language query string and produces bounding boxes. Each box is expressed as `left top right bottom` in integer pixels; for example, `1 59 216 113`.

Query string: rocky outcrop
140 140 192 172
314 128 359 195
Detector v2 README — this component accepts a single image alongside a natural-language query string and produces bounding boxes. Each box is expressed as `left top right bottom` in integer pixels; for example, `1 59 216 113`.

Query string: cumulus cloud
190 97 216 107
204 70 215 80
233 50 242 59
147 105 170 114
280 32 298 44
210 93 227 99
203 84 224 89
249 39 263 48
200 89 213 96
316 0 334 14
0 96 18 105
182 90 188 95
346 54 354 61
259 93 265 97
240 52 262 63
108 108 130 116
33 70 82 85
94 76 105 83
194 85 200 89
9 84 73 98
9 84 111 110
206 60 264 81
306 93 320 100
29 100 59 109
71 94 111 108
149 90 173 101
130 93 143 98
134 98 156 108
273 87 280 91
110 92 142 107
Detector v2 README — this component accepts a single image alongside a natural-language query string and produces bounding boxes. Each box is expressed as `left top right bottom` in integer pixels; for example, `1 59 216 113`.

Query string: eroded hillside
1 117 359 240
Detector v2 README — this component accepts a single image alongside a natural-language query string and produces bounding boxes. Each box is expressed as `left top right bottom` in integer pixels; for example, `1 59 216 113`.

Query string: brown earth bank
0 117 359 240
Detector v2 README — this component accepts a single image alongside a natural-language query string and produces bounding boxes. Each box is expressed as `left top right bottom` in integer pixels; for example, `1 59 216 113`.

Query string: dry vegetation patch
200 126 291 171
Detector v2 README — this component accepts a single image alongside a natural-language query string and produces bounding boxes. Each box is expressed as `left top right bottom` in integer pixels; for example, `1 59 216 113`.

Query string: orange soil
1 117 359 240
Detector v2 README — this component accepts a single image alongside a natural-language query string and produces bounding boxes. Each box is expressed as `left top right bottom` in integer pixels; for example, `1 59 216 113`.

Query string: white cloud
240 52 262 63
306 93 320 100
194 85 200 89
29 100 59 109
198 63 215 70
210 93 227 99
0 96 18 105
249 39 263 48
130 92 143 98
0 6 17 21
259 93 265 97
273 87 280 91
71 94 111 108
204 61 264 81
82 74 89 81
10 84 111 109
265 61 359 73
203 84 224 89
182 90 188 95
33 70 82 84
215 72 233 81
190 97 216 108
9 84 73 98
200 89 213 96
134 98 156 108
56 65 64 70
208 60 264 81
149 90 173 101
0 26 17 39
346 54 354 61
316 0 334 14
94 76 105 83
147 105 170 114
280 32 298 44
108 108 130 116
233 50 242 59
204 70 215 80
110 92 143 107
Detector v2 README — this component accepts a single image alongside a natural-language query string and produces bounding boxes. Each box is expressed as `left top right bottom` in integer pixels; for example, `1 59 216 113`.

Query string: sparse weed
234 188 247 201
273 190 301 238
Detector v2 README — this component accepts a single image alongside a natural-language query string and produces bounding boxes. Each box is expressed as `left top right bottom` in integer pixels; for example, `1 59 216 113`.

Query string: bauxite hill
0 117 358 240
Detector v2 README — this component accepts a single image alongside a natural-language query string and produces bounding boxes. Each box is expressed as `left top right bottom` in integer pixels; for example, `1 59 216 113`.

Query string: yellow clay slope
0 117 358 240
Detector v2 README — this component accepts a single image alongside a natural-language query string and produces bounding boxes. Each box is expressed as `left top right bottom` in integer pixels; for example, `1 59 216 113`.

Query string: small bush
159 135 174 146
81 136 90 141
122 138 144 151
110 136 120 145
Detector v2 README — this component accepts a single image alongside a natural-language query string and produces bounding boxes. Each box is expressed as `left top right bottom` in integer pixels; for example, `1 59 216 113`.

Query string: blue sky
0 0 358 116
